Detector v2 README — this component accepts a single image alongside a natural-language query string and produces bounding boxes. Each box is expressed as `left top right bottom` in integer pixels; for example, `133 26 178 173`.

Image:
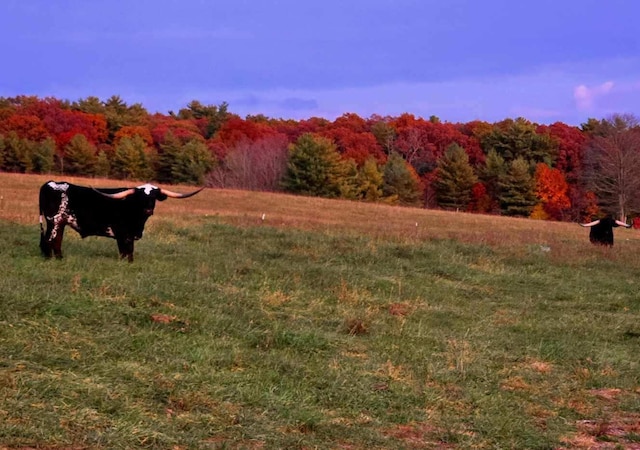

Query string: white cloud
574 81 615 111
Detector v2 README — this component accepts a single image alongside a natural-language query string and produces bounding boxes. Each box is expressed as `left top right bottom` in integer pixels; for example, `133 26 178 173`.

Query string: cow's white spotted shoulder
48 181 69 192
137 183 158 195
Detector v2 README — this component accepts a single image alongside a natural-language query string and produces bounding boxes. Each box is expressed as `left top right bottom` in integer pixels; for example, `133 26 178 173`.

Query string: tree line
1 95 639 221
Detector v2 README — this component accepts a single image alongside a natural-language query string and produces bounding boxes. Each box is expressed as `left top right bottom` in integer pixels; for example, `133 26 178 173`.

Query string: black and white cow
39 181 204 261
580 215 631 246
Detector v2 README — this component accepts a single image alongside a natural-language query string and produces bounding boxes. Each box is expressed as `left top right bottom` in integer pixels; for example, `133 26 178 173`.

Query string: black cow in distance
580 215 631 246
39 181 204 261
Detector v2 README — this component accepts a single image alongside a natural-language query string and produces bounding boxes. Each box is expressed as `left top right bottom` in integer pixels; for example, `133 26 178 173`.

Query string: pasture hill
1 172 639 449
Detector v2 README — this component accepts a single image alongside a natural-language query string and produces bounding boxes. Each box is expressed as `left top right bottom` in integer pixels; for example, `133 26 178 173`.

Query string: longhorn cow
580 215 631 246
39 181 204 261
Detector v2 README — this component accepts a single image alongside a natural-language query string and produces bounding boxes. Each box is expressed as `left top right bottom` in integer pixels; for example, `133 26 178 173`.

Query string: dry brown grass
4 172 631 261
6 172 640 276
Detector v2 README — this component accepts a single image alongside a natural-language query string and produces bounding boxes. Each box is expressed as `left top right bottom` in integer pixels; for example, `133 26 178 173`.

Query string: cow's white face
48 181 69 192
137 183 158 195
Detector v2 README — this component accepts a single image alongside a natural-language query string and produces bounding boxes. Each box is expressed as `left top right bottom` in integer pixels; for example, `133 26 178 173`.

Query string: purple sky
1 0 639 125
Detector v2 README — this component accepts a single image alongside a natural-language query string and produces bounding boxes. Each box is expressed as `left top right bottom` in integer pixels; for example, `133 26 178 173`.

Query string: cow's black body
39 181 201 261
581 216 631 247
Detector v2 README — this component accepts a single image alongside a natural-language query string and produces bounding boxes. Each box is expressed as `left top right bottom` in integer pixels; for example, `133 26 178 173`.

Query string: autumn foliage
0 95 637 221
533 163 571 220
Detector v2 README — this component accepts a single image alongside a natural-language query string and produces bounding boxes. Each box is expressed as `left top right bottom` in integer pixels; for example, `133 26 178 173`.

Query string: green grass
1 217 639 449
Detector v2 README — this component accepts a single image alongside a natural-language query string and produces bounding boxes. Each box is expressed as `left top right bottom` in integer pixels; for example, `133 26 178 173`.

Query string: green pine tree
156 133 214 185
2 132 33 173
281 133 347 198
155 132 182 183
94 150 111 177
498 157 537 216
434 143 478 210
481 117 557 166
65 134 97 175
170 139 215 185
31 137 55 173
112 135 154 180
478 148 506 213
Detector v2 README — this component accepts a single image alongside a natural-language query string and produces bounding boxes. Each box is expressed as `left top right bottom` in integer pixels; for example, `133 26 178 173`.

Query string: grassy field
1 173 639 449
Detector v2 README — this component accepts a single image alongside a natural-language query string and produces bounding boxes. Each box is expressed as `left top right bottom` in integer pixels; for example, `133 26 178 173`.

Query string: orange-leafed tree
0 113 50 142
537 122 586 184
533 163 571 220
580 191 600 221
16 97 107 148
114 125 154 148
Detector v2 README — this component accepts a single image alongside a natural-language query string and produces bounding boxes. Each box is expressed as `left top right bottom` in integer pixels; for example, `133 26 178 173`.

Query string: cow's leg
117 238 135 262
50 223 66 259
42 214 66 259
40 219 54 258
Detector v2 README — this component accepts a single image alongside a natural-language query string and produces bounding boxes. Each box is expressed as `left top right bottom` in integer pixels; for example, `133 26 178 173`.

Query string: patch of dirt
388 302 411 316
559 389 640 449
383 422 454 449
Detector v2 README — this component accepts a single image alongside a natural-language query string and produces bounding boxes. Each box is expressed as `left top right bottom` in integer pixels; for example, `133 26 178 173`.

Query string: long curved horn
580 220 601 227
92 187 136 199
160 186 205 199
615 220 631 228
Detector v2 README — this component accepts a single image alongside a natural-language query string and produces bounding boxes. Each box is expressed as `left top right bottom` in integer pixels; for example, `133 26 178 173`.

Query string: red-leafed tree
392 114 483 176
467 182 494 213
533 163 571 220
50 111 108 149
323 113 387 165
537 122 587 184
269 118 306 143
0 114 49 142
321 127 385 166
535 122 589 220
333 113 368 133
392 114 438 174
1 96 108 149
149 113 204 146
216 117 278 148
205 136 229 161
